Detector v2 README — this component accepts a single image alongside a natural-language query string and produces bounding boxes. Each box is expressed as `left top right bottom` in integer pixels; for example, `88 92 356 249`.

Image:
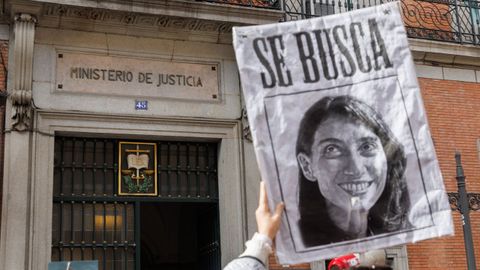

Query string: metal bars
281 0 480 45
52 137 219 270
157 141 218 199
401 0 480 45
194 0 480 45
283 0 357 21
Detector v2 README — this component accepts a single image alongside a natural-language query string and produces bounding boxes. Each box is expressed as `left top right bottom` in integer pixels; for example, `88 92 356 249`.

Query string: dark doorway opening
140 202 220 270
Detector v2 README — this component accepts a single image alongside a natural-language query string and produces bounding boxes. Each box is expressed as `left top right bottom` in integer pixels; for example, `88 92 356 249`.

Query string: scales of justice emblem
118 142 157 196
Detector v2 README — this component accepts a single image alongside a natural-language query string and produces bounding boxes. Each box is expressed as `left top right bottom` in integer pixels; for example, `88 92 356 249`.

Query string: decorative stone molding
448 192 480 211
37 0 284 25
10 89 32 130
33 109 245 266
43 4 236 33
241 107 252 142
409 39 480 68
10 13 36 131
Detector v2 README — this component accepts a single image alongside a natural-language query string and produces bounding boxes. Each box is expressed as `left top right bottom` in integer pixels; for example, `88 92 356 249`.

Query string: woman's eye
323 145 342 158
359 142 378 155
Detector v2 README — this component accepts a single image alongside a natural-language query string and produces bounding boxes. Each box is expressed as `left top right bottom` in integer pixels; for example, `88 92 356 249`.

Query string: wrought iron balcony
281 0 480 45
402 0 480 45
206 0 480 46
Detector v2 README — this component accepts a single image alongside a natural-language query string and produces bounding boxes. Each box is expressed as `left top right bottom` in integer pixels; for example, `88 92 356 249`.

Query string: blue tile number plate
135 100 148 110
48 261 98 270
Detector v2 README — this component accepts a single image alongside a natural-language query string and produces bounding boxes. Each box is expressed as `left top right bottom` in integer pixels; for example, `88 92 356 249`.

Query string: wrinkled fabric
223 233 272 270
232 2 453 264
223 257 266 270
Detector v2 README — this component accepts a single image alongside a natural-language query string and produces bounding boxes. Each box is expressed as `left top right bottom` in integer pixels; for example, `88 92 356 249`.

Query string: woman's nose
343 153 364 177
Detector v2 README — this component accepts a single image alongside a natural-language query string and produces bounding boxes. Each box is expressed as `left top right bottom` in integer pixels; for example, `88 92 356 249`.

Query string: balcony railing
282 0 480 45
206 0 480 46
402 0 480 45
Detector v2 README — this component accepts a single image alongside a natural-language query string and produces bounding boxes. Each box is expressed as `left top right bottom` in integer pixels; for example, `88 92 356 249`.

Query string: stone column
11 13 36 131
0 13 36 270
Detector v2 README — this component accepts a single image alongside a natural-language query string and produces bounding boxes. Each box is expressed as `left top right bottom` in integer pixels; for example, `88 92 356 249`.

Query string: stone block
424 52 454 64
454 55 480 67
443 67 476 82
33 45 54 82
106 33 174 56
410 51 426 61
415 64 443 79
0 24 9 40
172 40 235 60
35 27 108 49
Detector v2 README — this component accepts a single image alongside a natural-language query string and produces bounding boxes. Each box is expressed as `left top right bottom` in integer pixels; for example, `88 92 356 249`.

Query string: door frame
26 109 246 270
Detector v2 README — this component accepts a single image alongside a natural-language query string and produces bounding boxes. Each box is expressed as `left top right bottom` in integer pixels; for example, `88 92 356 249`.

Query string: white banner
233 3 453 264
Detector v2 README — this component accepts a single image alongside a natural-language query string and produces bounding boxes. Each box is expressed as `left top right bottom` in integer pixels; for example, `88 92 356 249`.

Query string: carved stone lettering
56 53 220 101
43 4 235 33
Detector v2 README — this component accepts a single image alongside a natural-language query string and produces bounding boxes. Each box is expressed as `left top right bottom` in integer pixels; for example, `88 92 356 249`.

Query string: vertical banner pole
455 152 477 270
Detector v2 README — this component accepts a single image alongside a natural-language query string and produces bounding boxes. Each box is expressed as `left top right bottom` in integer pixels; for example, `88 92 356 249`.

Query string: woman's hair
296 95 409 247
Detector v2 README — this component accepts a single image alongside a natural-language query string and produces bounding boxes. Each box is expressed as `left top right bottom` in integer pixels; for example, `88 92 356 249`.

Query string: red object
328 253 360 270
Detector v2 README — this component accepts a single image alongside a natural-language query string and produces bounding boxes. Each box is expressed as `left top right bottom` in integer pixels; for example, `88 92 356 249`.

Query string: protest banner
233 2 454 264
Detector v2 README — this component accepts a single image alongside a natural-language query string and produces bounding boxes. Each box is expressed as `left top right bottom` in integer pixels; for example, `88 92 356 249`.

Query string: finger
258 181 269 212
273 202 285 218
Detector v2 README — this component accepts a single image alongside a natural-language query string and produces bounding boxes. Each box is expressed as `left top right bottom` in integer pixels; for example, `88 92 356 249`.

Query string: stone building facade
0 0 478 270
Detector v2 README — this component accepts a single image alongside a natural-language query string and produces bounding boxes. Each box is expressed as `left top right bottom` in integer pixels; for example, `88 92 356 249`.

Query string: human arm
223 182 284 270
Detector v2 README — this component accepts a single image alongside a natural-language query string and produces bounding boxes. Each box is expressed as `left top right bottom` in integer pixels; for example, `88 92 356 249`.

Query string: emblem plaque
118 142 157 196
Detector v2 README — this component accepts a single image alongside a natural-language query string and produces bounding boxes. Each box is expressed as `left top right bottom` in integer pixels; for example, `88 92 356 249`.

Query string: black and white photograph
294 93 411 248
263 77 428 254
233 2 453 264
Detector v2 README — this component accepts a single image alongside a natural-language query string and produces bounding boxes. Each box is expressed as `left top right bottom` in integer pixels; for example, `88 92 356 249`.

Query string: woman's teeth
339 182 372 193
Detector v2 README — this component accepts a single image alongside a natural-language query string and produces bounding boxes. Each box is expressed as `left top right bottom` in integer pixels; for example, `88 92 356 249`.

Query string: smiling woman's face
298 114 388 212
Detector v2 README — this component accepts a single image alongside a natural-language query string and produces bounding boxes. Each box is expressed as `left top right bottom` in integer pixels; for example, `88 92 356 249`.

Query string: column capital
14 13 37 24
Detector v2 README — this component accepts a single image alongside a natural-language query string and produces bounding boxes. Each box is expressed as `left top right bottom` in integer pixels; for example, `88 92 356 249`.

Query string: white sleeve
238 233 273 265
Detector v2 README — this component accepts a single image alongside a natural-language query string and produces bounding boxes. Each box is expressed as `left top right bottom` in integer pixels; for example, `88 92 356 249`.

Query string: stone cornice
35 109 242 140
37 109 241 128
5 0 283 42
41 3 237 34
409 38 480 68
26 0 284 26
5 0 283 41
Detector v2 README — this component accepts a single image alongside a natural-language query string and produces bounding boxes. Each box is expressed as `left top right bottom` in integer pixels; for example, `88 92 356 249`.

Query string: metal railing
401 0 480 45
205 0 480 45
282 0 480 45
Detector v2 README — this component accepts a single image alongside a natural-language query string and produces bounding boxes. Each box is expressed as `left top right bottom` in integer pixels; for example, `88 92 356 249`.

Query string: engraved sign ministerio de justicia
55 52 220 101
